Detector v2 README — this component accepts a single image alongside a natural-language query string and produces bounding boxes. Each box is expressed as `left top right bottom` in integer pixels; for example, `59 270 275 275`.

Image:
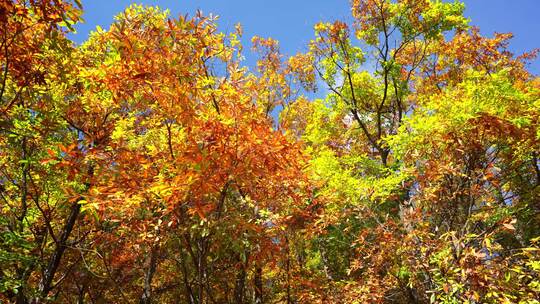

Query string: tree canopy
1 0 539 303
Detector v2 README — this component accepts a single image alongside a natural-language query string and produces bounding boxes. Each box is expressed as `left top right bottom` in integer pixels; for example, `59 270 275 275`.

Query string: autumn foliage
1 0 539 303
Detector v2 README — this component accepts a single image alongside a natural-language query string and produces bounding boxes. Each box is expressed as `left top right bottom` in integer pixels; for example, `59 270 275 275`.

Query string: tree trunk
140 245 159 304
233 255 247 304
36 164 94 302
37 201 82 300
254 266 263 304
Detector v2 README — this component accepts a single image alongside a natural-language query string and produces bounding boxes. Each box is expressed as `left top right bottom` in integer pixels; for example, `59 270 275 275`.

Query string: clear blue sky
71 0 539 75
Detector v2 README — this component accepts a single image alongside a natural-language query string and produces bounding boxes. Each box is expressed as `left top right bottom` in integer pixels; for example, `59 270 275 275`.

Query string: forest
0 0 539 303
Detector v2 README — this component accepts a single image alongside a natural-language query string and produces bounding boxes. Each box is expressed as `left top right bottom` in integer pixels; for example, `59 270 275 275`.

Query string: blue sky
71 0 539 75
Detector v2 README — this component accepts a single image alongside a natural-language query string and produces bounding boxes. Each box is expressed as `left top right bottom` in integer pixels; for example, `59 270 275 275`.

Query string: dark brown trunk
233 257 247 304
37 165 94 302
38 201 82 299
254 266 263 304
77 283 86 304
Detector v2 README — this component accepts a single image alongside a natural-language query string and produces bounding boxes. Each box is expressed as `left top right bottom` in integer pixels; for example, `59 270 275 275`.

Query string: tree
0 1 84 302
1 0 539 303
281 0 539 302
